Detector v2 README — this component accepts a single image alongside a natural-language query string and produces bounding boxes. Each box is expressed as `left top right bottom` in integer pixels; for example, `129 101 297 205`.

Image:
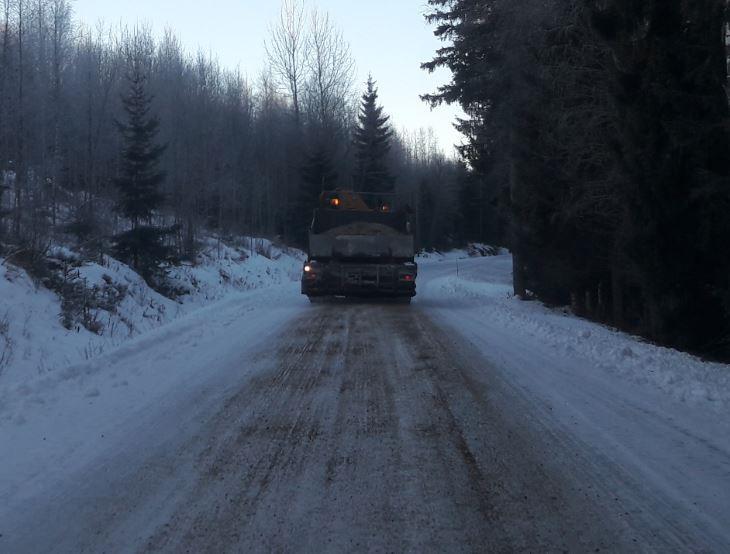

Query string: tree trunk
512 249 527 298
14 0 24 240
611 265 624 328
508 132 527 299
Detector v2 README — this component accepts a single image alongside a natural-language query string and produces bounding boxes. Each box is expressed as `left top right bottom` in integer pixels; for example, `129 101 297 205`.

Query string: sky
72 0 465 154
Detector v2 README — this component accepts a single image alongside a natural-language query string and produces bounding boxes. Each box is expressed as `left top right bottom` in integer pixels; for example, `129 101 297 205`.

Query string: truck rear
301 191 417 302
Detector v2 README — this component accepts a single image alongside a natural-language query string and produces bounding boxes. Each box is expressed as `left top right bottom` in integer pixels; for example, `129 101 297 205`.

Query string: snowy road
1 256 729 552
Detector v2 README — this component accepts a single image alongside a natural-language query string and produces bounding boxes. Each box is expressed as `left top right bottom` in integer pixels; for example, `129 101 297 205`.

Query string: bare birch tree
305 8 355 129
265 0 309 125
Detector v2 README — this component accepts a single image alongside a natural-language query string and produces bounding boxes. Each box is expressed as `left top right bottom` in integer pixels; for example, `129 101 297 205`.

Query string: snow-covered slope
0 238 304 388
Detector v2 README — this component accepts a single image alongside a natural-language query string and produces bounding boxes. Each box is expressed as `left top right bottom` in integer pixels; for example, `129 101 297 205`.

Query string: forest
1 0 729 359
0 0 475 278
424 0 730 359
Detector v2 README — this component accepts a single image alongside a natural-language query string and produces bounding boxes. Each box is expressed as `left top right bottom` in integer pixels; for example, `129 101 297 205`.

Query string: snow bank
421 255 730 410
0 238 304 390
418 243 508 263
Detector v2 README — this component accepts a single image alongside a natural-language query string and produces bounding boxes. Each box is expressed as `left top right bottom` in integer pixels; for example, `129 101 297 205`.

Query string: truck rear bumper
302 262 417 298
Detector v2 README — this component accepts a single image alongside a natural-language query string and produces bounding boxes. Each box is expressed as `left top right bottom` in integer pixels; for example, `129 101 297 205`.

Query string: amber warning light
330 197 341 207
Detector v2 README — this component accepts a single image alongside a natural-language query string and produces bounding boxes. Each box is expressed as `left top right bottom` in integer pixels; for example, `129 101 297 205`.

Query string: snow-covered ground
1 246 729 551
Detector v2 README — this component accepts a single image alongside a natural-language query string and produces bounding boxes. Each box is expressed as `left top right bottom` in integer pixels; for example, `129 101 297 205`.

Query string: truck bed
309 233 415 261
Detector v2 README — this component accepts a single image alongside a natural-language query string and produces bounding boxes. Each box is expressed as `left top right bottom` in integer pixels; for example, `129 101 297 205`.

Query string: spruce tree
291 145 339 247
301 146 339 203
353 76 394 193
113 64 170 282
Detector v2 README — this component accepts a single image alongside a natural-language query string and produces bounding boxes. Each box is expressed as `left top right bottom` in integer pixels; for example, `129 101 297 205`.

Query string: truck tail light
401 274 414 282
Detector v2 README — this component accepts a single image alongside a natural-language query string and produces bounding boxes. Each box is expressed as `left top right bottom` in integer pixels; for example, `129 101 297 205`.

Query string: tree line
425 0 730 358
0 0 471 285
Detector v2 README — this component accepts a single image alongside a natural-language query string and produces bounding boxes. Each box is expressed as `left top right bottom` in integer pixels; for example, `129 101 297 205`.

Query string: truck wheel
396 297 412 305
309 296 325 304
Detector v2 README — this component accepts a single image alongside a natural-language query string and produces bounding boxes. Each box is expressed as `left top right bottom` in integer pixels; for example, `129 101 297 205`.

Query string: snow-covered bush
31 249 129 335
467 244 503 257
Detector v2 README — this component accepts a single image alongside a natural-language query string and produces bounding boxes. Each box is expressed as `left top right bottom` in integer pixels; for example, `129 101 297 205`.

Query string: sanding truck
301 190 417 303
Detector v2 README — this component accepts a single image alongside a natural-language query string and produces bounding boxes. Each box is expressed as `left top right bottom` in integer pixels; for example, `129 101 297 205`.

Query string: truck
301 190 417 303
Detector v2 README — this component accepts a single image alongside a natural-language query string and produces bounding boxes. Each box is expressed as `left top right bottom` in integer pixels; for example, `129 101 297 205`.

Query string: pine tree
112 64 171 282
353 76 394 193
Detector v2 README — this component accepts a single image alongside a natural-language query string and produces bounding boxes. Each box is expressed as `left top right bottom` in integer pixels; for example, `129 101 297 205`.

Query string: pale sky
72 0 464 154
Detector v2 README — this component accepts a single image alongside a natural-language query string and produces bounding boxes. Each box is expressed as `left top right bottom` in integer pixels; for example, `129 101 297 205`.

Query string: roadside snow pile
418 243 507 262
423 255 730 410
0 238 304 387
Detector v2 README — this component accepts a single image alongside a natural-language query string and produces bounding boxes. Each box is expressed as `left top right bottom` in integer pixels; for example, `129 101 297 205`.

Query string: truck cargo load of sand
325 223 402 236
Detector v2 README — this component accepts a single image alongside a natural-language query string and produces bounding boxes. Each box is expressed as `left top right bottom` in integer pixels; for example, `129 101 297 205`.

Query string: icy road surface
1 255 729 552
